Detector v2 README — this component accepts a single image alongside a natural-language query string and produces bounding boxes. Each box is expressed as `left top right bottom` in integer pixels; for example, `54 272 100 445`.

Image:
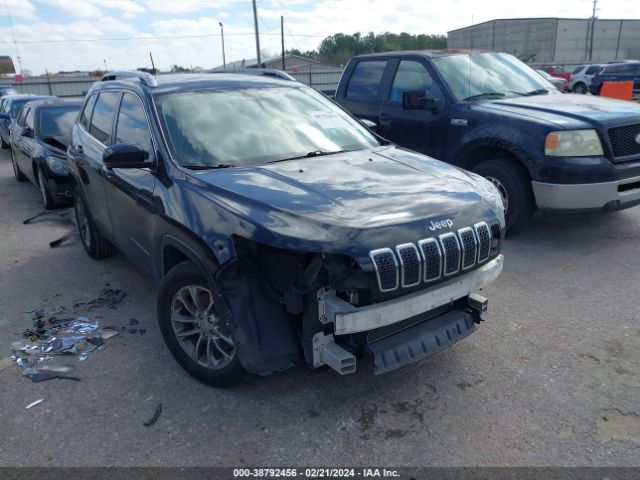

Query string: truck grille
369 222 493 292
608 124 640 160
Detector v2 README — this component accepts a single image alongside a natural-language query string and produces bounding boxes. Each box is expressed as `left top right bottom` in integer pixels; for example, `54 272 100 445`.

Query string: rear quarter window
346 60 387 101
80 94 97 131
586 65 602 74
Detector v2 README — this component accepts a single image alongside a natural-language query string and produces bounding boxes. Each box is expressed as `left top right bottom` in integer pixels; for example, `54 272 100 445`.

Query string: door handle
379 112 391 127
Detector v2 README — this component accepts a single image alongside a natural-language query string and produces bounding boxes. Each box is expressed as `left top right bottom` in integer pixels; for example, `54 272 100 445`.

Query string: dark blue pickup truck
335 51 640 235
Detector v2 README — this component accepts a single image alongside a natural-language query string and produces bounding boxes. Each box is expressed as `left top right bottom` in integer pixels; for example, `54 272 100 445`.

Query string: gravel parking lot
0 149 639 467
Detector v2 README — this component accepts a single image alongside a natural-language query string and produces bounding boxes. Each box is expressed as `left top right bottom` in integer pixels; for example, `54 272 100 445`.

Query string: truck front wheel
157 261 250 388
473 159 534 236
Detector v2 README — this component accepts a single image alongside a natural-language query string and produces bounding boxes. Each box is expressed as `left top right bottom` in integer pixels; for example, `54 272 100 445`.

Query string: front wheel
573 82 587 94
473 159 535 236
73 189 115 259
157 261 250 388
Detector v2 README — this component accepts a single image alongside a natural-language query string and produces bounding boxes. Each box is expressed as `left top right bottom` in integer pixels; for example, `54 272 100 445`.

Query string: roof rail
205 68 296 81
101 70 158 87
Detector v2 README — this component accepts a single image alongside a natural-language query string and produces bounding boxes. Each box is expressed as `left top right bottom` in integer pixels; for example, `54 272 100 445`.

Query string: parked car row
564 61 640 95
5 51 640 388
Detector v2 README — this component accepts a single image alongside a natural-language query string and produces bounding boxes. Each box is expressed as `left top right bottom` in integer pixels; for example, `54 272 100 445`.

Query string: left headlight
545 129 603 156
45 156 69 174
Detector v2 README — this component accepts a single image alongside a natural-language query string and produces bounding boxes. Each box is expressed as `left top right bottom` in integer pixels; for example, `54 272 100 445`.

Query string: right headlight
545 129 603 157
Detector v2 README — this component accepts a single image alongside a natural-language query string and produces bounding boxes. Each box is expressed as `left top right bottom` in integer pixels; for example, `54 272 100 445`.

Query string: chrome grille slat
418 238 442 282
396 243 421 288
439 232 461 276
458 227 478 270
369 248 399 292
369 223 493 292
474 222 492 263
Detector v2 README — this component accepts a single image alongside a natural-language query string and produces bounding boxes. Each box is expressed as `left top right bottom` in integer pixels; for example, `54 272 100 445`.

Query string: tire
37 168 56 210
157 261 250 388
73 188 115 259
473 159 535 237
573 82 587 94
10 147 27 182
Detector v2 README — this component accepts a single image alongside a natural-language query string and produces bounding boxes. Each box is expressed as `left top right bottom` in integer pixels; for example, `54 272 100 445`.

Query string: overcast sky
0 0 638 74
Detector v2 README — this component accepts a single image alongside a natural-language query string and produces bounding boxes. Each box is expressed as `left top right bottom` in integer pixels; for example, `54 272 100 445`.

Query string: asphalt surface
0 150 639 467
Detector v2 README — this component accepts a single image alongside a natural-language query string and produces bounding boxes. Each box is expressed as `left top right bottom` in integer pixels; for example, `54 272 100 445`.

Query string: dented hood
187 146 503 256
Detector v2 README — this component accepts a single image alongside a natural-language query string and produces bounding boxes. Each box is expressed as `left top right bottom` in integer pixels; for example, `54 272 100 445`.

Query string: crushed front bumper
314 255 503 374
318 255 503 335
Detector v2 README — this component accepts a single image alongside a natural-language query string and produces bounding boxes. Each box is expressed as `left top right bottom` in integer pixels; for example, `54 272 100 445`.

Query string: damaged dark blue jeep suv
67 71 505 387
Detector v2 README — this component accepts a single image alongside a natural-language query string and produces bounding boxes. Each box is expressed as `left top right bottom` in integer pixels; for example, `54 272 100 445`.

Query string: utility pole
281 16 285 70
252 0 261 66
219 22 226 68
588 0 598 61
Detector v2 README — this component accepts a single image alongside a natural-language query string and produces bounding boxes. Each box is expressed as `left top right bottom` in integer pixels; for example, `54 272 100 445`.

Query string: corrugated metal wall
448 18 640 65
9 77 95 97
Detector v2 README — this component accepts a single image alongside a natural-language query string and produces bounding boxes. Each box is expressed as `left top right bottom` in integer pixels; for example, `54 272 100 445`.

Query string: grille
458 227 477 270
396 244 421 287
369 248 399 292
440 233 461 276
369 223 493 292
418 238 442 282
475 222 491 263
608 124 640 160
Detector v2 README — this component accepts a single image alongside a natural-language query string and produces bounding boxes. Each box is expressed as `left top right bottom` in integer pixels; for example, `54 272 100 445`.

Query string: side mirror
402 90 442 112
21 126 32 137
103 143 151 169
359 118 377 131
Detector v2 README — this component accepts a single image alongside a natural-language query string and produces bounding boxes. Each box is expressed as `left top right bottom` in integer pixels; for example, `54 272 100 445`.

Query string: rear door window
25 107 34 130
89 91 121 144
346 60 387 101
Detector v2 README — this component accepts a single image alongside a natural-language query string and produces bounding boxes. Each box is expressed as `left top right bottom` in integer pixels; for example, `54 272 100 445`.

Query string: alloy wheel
75 196 92 249
170 285 235 370
38 170 48 207
10 148 19 179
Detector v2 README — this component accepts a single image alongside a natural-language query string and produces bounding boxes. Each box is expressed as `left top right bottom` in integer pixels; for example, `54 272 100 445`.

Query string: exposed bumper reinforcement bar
318 254 503 335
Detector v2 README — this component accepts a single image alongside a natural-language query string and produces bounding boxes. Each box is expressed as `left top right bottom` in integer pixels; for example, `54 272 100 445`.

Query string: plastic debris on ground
23 208 78 248
10 314 119 382
26 398 45 410
143 403 163 427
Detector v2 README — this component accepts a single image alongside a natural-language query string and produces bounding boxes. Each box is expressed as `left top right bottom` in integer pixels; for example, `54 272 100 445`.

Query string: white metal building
447 18 640 65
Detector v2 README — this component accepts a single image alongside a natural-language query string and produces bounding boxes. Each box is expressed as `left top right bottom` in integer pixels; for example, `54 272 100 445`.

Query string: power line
0 31 329 44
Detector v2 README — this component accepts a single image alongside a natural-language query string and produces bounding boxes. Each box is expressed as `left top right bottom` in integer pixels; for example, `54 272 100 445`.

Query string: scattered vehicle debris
23 208 78 248
25 398 45 410
9 314 119 380
27 371 81 383
143 403 163 427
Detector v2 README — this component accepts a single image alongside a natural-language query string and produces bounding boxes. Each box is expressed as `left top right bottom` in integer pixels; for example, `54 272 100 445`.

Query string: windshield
38 105 79 140
432 52 557 101
11 99 31 117
154 85 379 167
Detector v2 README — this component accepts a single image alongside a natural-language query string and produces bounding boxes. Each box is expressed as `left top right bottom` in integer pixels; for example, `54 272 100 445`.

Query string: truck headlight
45 156 69 174
545 129 603 156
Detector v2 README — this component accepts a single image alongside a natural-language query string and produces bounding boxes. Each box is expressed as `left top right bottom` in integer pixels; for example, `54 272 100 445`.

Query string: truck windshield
432 52 557 101
155 86 380 168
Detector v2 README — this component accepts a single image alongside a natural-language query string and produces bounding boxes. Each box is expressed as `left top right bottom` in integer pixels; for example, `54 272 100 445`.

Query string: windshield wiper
182 164 235 170
267 149 353 164
463 92 507 101
522 88 550 96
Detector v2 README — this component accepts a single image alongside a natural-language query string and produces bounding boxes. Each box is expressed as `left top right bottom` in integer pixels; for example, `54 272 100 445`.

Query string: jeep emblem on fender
429 219 454 231
635 133 640 145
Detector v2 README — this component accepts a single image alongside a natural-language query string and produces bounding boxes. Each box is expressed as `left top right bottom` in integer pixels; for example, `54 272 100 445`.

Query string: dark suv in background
67 72 505 387
589 62 640 96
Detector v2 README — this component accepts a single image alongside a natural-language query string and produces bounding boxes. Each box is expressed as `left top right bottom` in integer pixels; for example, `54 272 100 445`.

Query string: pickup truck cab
67 72 504 387
335 51 640 235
